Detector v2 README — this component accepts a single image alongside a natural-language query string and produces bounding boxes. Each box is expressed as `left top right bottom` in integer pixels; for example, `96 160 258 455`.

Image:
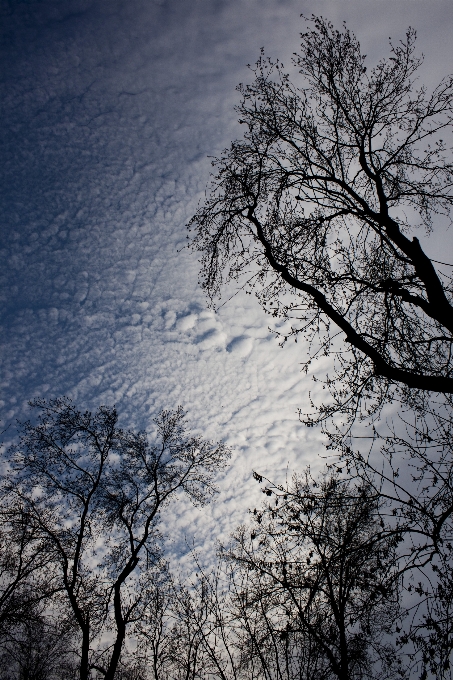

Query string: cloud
227 335 254 358
176 313 197 332
1 0 453 571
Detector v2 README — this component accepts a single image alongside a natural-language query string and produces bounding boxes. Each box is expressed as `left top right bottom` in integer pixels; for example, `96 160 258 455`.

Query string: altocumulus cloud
1 0 453 567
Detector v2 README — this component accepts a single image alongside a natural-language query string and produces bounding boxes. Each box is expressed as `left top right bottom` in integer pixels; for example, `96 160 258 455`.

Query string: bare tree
129 458 453 680
7 398 230 680
155 457 453 680
0 616 78 680
224 470 405 680
163 581 221 680
189 24 453 673
134 560 241 680
132 571 174 680
166 571 242 680
0 495 60 641
190 16 453 416
336 403 453 678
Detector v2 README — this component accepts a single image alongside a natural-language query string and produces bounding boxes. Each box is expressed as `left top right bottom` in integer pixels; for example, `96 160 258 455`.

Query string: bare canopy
190 17 453 399
9 399 230 680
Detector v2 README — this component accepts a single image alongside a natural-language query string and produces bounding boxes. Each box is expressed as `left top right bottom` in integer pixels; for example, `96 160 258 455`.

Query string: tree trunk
104 587 126 680
79 618 90 680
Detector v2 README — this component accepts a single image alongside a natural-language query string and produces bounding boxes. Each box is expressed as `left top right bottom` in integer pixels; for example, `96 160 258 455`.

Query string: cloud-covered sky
1 0 453 566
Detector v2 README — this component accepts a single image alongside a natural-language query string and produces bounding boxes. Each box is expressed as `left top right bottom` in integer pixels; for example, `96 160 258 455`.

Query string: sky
1 0 453 568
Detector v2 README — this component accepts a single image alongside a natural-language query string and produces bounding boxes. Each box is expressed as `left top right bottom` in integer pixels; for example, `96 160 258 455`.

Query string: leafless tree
0 616 78 680
7 398 230 680
190 16 453 421
0 494 60 641
133 561 240 680
131 571 174 680
167 571 243 680
224 470 405 680
189 21 453 674
129 459 453 680
336 403 453 678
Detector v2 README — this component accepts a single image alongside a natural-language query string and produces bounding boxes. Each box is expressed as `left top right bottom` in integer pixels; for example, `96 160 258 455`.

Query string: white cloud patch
176 313 197 332
227 335 254 358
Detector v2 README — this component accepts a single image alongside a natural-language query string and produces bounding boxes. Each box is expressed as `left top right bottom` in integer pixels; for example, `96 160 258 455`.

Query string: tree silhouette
8 398 230 680
189 24 453 672
225 470 405 680
0 616 78 680
337 403 453 678
190 16 453 412
0 479 62 646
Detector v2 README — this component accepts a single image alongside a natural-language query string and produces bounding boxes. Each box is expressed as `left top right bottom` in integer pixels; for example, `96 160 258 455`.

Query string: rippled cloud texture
1 0 452 565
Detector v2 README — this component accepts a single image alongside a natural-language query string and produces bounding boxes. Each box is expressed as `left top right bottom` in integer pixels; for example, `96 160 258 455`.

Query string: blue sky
2 0 453 566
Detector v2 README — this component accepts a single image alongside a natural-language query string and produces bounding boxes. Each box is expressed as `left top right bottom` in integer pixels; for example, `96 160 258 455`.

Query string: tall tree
190 17 453 413
189 25 453 673
8 398 230 680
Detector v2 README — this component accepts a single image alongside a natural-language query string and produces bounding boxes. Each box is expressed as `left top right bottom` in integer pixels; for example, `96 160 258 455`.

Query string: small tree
8 398 230 680
166 571 242 680
225 470 404 680
190 16 453 416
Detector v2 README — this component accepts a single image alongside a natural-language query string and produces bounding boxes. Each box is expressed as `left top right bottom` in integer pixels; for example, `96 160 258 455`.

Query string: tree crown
190 16 453 409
